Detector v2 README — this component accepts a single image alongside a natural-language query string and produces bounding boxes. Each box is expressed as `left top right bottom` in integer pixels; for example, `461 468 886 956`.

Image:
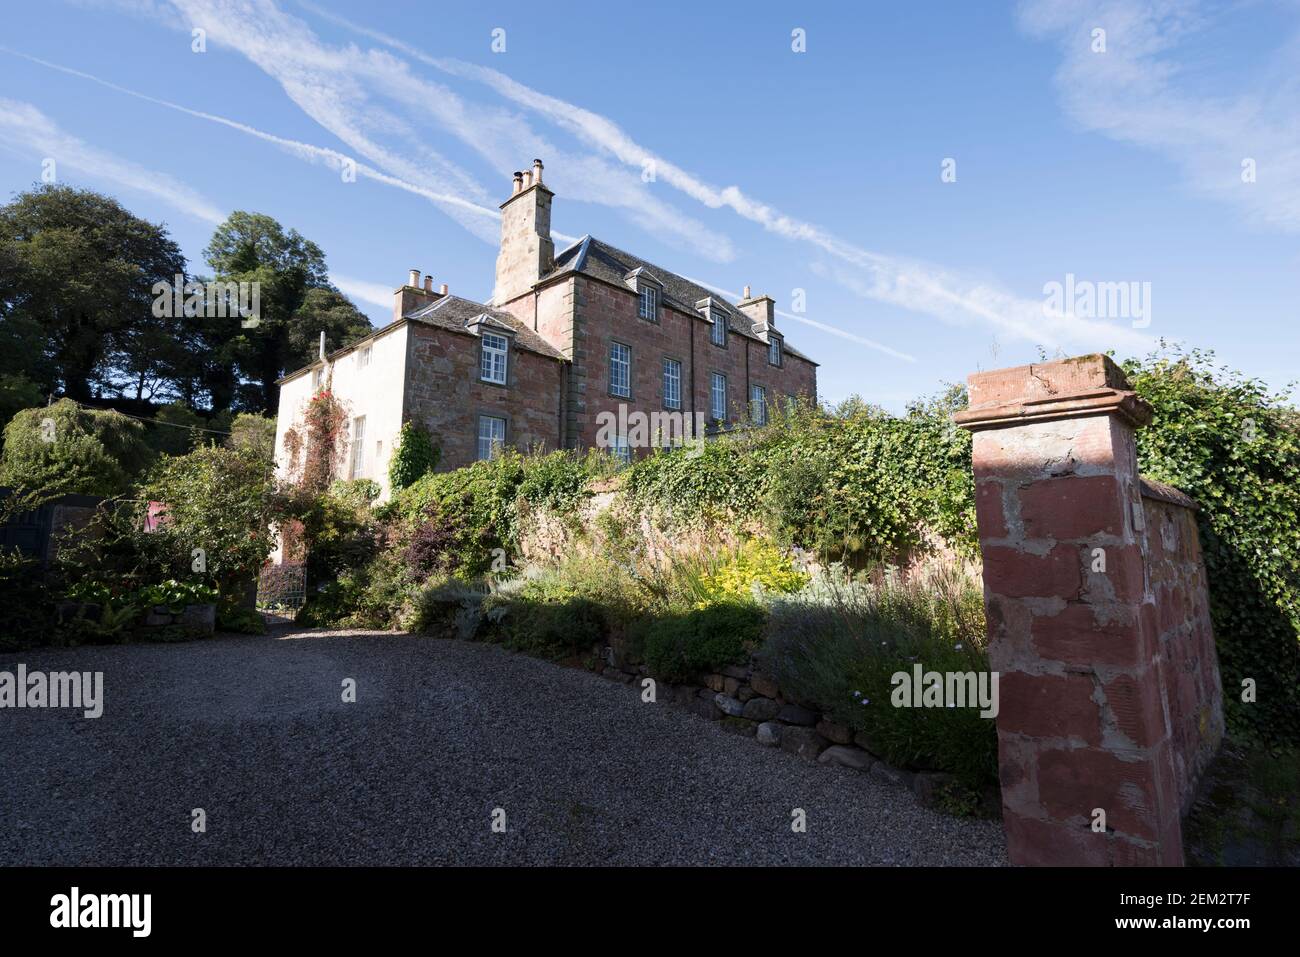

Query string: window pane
610 342 630 397
350 416 367 477
478 415 505 460
711 310 726 345
711 373 726 420
481 333 508 384
662 358 681 409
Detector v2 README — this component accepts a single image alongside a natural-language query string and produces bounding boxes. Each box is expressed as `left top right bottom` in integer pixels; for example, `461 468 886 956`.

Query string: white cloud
331 273 392 311
1019 0 1300 232
0 96 225 224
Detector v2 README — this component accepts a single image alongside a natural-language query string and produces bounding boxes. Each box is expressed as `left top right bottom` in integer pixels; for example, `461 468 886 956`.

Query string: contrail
0 47 502 224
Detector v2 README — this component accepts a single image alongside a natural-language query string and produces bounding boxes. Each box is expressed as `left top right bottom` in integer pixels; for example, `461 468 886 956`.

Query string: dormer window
480 331 509 384
638 285 659 321
710 309 728 346
768 336 782 367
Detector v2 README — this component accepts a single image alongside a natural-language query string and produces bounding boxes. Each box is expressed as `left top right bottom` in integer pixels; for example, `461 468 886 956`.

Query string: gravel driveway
0 628 1007 865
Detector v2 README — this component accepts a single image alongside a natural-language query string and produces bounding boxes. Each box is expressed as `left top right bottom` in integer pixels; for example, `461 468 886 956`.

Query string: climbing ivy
1124 347 1300 746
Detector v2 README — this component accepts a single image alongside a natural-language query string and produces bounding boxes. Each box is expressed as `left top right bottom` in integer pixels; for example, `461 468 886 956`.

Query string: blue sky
1 0 1297 409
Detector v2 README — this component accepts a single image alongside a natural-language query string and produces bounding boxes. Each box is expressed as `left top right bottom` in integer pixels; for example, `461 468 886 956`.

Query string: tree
0 399 152 499
226 412 276 461
203 212 371 413
0 185 188 401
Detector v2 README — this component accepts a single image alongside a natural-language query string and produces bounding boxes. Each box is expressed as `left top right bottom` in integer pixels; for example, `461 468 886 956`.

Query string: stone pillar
954 354 1188 865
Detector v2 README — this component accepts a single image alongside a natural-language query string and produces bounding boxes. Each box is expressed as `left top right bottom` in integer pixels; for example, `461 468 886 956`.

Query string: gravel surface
0 628 1007 865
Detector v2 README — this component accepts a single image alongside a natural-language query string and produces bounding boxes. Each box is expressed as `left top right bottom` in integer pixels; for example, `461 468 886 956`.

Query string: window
710 373 727 421
359 345 372 368
768 337 782 367
638 285 659 321
612 435 632 465
350 416 367 478
312 368 323 390
480 332 509 384
609 342 631 397
710 309 727 346
478 415 506 460
751 385 767 426
662 357 681 410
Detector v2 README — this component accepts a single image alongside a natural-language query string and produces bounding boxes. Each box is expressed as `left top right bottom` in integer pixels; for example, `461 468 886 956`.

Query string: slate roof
405 294 567 361
543 236 816 363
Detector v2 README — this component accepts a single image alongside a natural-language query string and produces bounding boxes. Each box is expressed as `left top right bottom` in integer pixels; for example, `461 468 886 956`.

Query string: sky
1 0 1297 410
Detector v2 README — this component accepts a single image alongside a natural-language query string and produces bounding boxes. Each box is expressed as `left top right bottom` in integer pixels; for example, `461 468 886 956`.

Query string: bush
641 601 766 683
1125 348 1300 746
761 562 996 789
139 443 277 598
388 421 439 492
623 389 976 564
0 399 152 502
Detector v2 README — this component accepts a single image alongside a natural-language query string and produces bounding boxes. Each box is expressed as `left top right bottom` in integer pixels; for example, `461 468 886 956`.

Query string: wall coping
1139 476 1199 511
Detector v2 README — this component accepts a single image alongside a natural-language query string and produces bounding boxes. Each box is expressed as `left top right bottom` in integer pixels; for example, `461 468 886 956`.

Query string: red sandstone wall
403 323 564 471
1139 484 1224 811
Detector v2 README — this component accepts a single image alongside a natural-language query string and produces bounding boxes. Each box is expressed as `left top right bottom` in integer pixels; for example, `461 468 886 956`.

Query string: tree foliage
0 399 152 499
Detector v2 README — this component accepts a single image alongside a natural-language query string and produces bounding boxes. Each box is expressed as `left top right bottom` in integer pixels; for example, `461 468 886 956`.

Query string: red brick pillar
954 354 1185 865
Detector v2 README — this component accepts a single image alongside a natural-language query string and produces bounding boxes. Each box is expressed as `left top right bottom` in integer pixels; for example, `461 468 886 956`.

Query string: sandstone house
274 160 818 499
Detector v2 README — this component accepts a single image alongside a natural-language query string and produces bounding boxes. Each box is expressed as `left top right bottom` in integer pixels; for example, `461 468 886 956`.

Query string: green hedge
1125 349 1300 746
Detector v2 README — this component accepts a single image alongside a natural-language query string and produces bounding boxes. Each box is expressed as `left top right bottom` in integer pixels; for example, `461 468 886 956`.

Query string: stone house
273 160 818 500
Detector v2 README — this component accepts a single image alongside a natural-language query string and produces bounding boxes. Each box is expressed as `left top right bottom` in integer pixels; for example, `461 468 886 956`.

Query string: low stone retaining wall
591 646 988 815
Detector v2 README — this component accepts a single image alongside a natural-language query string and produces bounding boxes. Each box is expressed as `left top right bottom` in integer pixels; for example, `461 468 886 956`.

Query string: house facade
274 160 818 500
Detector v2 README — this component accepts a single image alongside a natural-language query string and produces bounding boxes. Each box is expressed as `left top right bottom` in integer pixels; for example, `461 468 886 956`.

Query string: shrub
1125 348 1300 746
761 561 995 789
226 413 276 461
139 443 277 598
691 537 808 605
388 421 440 492
0 399 152 503
641 600 766 682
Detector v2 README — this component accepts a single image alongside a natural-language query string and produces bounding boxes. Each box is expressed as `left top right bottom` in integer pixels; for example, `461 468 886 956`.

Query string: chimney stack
493 158 555 306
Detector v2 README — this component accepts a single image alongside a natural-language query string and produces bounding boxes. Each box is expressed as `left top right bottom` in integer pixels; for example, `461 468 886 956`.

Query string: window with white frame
350 415 367 478
710 309 727 346
612 434 632 465
750 385 767 426
312 367 323 390
478 415 506 460
710 372 727 421
662 357 681 409
359 345 372 368
480 332 509 384
638 285 659 321
609 342 631 397
768 337 782 366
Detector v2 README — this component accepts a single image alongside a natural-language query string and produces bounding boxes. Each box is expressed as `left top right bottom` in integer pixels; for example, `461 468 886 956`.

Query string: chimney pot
423 275 433 292
743 285 751 299
512 171 523 195
408 268 420 287
439 283 448 296
521 170 532 188
532 158 544 184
